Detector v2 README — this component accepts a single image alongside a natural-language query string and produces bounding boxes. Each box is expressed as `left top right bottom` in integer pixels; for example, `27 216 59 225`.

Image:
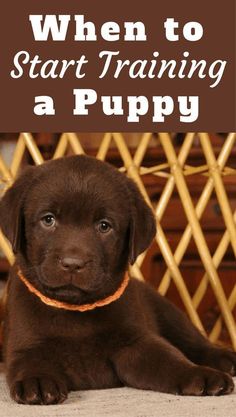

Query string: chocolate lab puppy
0 155 235 405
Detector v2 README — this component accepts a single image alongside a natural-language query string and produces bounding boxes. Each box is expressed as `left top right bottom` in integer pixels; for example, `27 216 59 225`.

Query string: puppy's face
0 156 156 305
24 161 131 303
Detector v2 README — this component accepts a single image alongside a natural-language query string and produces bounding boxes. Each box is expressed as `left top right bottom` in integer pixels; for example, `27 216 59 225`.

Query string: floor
0 373 235 417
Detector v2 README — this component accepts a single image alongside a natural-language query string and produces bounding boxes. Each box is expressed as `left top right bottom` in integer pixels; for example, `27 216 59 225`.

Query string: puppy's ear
0 166 36 253
127 178 156 265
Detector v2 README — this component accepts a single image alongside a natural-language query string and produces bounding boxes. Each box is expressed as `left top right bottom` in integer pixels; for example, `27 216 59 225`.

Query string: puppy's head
0 156 156 305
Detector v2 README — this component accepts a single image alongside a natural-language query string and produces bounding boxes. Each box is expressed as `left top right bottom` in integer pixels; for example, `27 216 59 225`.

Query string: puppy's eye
97 220 112 233
40 214 56 228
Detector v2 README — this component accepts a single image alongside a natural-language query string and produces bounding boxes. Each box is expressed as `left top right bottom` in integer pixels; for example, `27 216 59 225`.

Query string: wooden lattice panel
0 133 235 349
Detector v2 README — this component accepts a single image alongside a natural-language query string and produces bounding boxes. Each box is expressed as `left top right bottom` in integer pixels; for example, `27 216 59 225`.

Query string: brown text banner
0 0 235 131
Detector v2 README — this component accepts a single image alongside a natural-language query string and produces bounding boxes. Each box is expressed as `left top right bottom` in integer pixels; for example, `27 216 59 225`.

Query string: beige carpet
0 373 235 417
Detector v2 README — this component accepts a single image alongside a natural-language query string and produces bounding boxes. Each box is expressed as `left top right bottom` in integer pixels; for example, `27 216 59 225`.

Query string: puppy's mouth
35 267 110 305
37 266 96 294
41 282 88 303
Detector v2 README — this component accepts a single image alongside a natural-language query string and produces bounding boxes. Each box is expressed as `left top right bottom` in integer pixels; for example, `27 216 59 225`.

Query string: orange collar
17 269 129 312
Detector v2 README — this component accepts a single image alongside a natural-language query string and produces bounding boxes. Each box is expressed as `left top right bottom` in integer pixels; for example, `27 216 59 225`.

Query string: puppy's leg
6 345 68 405
112 335 234 395
151 290 236 376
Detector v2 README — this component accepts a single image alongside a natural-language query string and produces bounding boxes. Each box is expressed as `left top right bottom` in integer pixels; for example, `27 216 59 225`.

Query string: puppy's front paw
203 348 236 376
179 366 234 396
11 376 68 405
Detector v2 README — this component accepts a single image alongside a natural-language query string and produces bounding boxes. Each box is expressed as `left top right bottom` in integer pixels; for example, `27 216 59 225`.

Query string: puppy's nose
60 257 86 273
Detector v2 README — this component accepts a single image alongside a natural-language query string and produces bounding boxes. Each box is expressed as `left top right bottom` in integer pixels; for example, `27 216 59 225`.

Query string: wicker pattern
0 133 235 348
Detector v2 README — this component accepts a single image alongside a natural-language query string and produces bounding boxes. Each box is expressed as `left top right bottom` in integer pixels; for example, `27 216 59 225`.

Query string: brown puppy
0 155 235 405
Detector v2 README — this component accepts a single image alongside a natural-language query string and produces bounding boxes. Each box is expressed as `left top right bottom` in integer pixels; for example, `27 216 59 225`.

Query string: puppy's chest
34 313 122 391
46 310 113 342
